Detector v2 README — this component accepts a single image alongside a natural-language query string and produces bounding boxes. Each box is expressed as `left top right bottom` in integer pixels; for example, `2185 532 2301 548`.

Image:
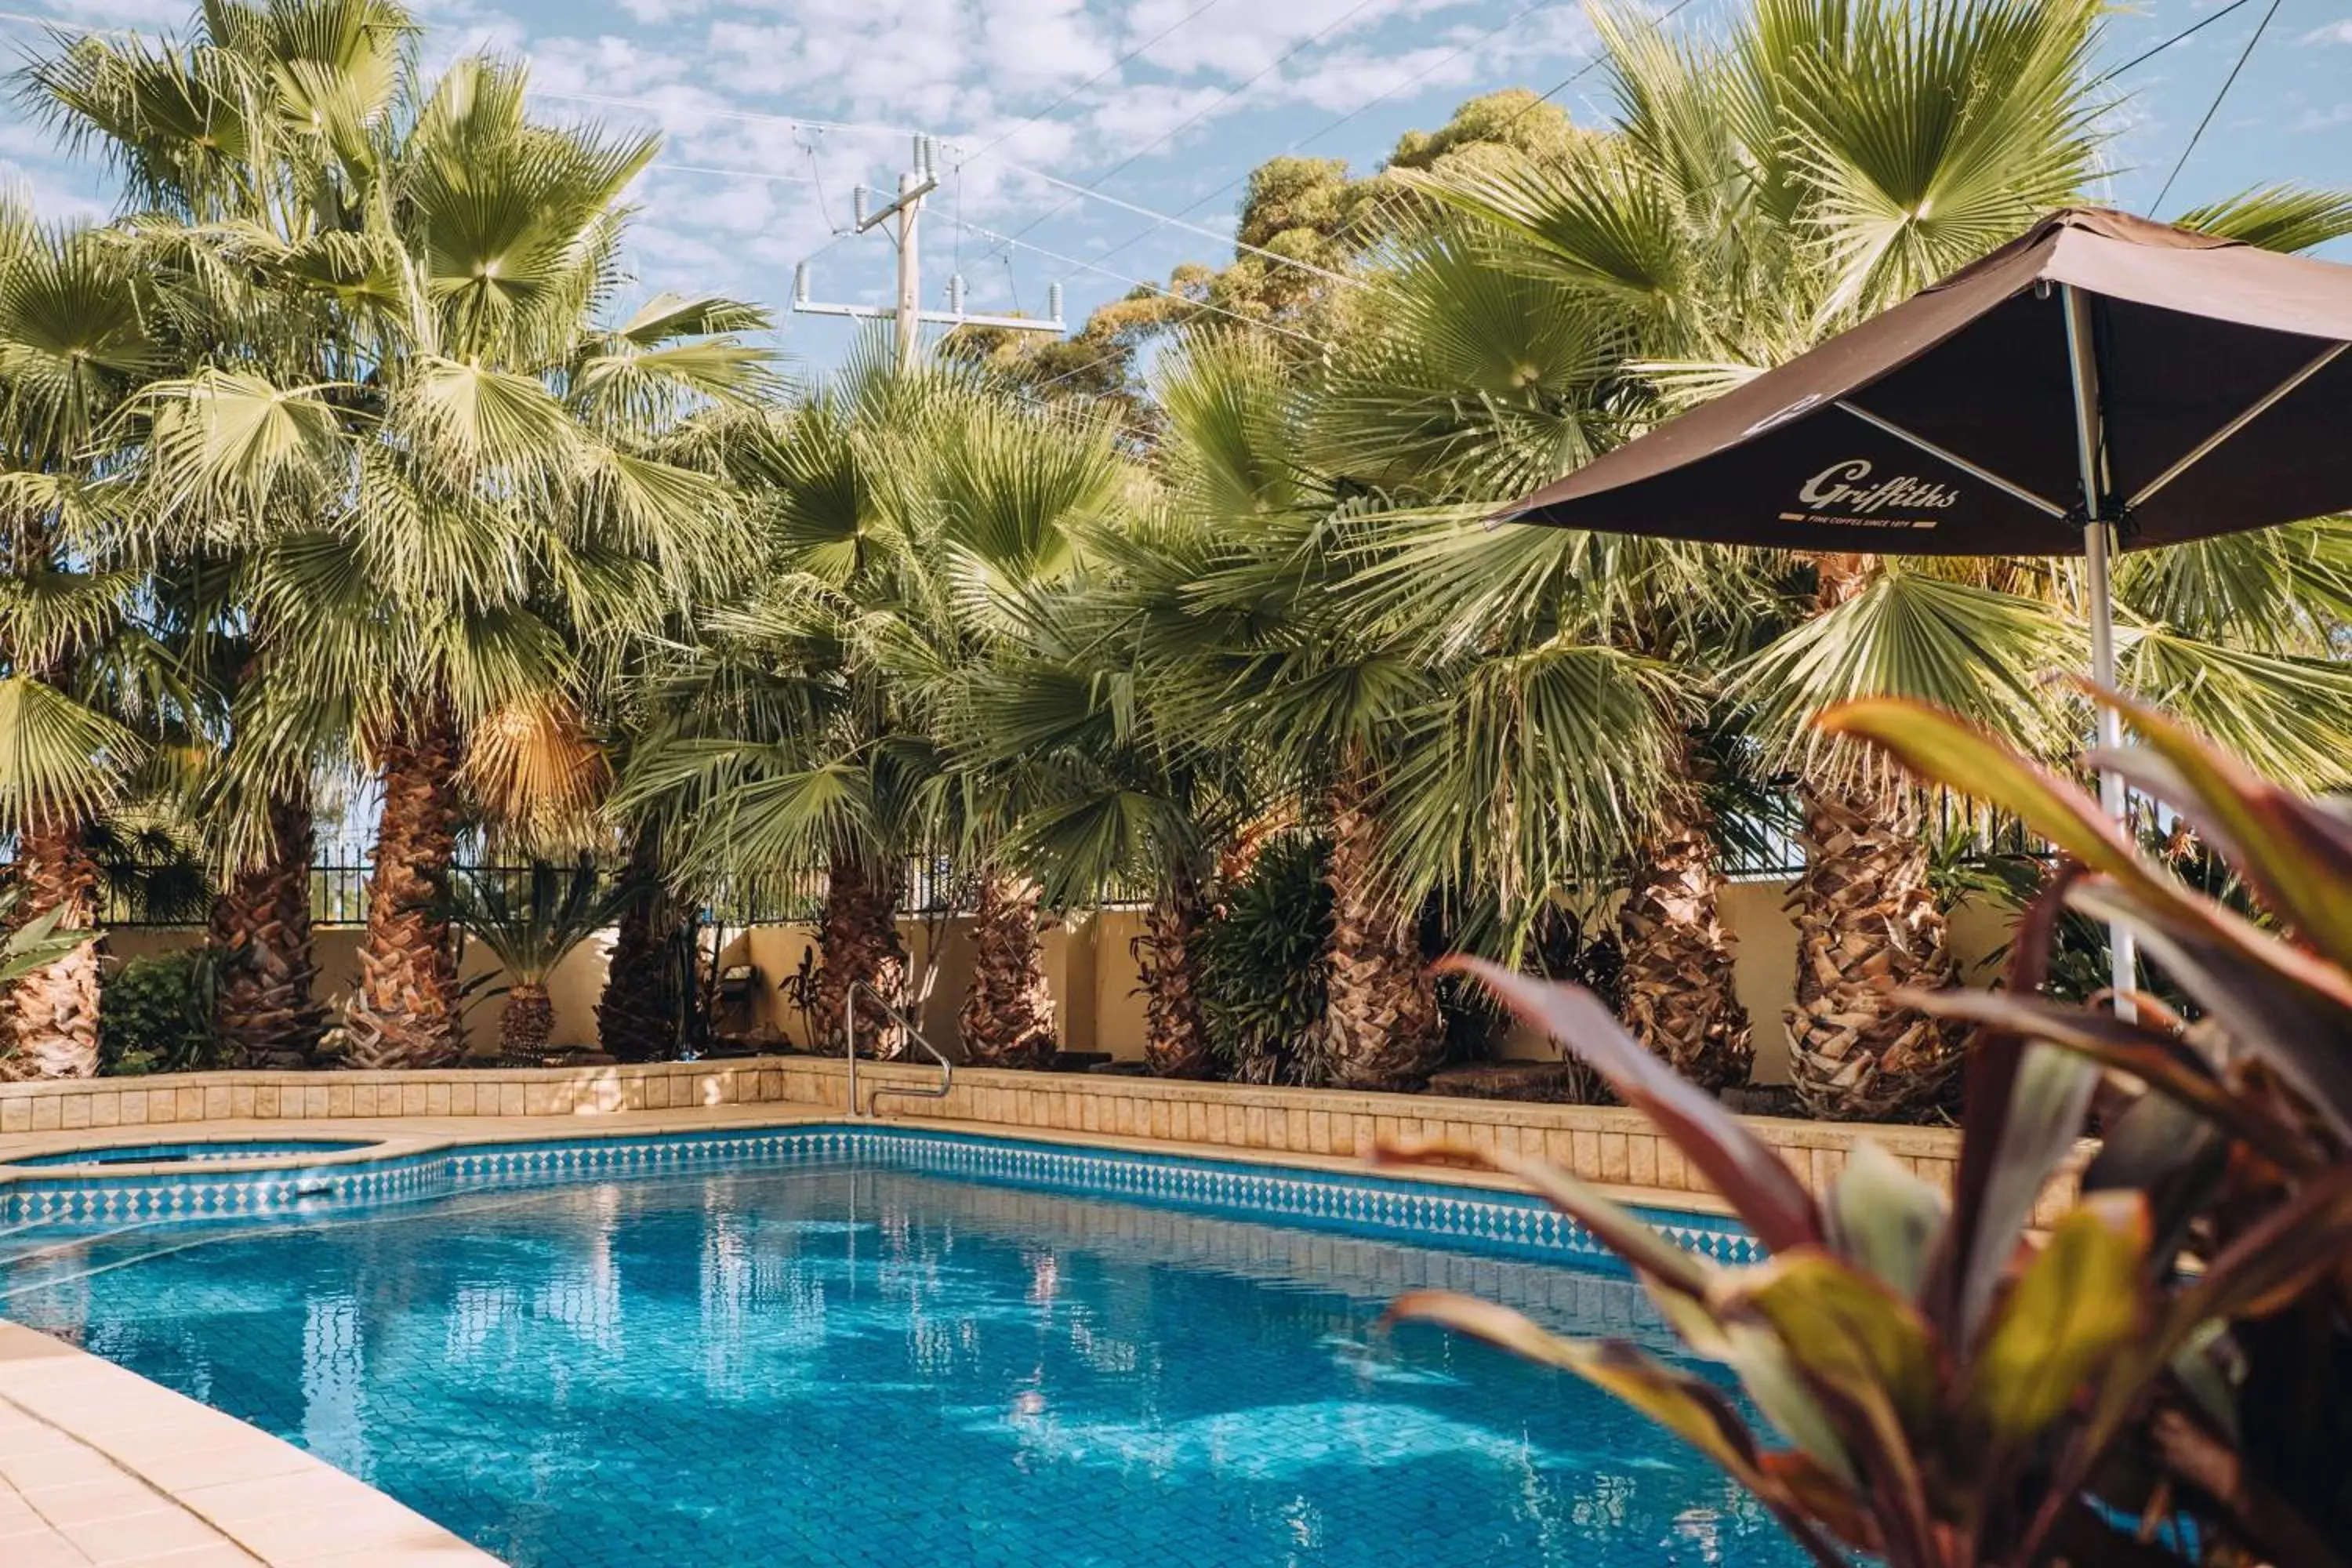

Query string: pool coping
0 1318 501 1566
0 1105 1739 1216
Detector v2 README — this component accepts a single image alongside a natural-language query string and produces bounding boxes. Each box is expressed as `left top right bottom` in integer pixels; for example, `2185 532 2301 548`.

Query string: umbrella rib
1832 400 2069 520
2124 341 2350 514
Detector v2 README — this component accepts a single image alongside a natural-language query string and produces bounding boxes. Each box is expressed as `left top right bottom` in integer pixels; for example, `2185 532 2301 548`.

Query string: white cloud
1081 81 1231 147
1142 0 1427 78
0 160 108 221
1279 43 1481 114
2300 20 2352 45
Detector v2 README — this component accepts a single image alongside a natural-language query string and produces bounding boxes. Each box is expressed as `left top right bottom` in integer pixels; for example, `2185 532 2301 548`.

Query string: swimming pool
0 1127 1798 1567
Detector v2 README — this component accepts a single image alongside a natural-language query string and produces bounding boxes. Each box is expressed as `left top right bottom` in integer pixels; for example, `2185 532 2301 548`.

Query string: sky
1 0 2349 374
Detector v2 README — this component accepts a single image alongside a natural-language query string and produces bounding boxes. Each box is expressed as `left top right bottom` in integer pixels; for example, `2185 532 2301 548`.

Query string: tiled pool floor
1 1145 1798 1568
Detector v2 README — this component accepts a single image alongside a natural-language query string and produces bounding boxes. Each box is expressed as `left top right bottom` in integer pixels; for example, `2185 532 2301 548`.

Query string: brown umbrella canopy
1497 209 2352 554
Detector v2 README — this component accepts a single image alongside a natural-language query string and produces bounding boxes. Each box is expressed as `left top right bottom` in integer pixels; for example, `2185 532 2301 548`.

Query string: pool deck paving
0 1103 1732 1566
0 1319 498 1566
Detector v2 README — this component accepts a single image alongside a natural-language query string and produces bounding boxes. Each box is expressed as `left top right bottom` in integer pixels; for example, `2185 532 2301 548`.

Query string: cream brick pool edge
0 1318 499 1566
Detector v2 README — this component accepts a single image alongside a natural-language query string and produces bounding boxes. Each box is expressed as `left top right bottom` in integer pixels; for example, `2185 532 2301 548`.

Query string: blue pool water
5 1138 372 1167
0 1134 1802 1568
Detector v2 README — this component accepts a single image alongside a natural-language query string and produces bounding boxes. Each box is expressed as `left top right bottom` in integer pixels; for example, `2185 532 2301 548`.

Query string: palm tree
27 0 418 1071
1399 0 2352 1116
444 859 633 1062
591 819 680 1060
1306 223 1768 1091
618 361 940 1061
943 497 1251 1077
49 15 771 1069
890 390 1129 1067
625 358 1131 1068
1146 331 1686 1090
0 208 165 1078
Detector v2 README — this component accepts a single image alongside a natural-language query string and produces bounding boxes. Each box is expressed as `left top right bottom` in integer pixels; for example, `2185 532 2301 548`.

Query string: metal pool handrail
844 981 953 1120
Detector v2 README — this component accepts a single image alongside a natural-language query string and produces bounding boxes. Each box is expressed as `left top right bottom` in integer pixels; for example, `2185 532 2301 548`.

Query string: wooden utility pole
794 136 1066 366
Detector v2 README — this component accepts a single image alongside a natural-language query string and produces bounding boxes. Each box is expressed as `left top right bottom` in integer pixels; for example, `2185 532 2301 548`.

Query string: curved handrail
844 980 953 1120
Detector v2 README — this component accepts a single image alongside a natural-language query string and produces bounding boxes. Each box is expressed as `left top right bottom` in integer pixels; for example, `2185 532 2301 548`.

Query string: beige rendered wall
103 879 2019 1073
108 927 612 1057
1490 879 2016 1084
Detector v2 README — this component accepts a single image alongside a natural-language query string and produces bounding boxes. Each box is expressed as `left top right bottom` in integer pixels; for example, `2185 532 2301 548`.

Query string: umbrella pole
2064 285 2140 1015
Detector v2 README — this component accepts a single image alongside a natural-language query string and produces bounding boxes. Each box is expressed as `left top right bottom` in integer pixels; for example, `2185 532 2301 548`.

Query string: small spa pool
5 1138 374 1168
0 1127 1795 1567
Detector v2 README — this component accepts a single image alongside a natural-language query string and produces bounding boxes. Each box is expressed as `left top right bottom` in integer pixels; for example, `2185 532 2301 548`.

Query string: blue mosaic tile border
0 1125 1762 1268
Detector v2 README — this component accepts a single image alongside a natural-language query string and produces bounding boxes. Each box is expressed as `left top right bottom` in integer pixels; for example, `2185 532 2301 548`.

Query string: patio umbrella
1497 206 2352 1004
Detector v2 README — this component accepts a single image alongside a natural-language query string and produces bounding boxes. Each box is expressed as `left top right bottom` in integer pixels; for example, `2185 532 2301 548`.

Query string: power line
797 129 841 233
640 155 1301 346
1001 0 1572 295
982 0 1394 259
2148 0 2281 216
527 82 1363 296
1290 0 1566 158
968 154 1370 288
651 162 818 186
931 208 1330 348
2086 0 2259 93
957 0 1229 165
1502 0 1704 125
531 92 924 147
1313 0 1706 260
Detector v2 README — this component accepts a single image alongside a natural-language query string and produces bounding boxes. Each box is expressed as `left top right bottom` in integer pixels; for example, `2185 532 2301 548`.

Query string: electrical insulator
852 187 869 228
793 263 810 305
924 136 940 180
1047 282 1065 324
948 274 966 315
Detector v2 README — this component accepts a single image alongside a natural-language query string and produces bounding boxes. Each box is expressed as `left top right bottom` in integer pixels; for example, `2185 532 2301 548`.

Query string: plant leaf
1436 959 1824 1252
1385 1291 1785 1494
1726 1248 1937 1556
2070 879 2352 1141
1965 1192 2151 1445
1900 985 2321 1165
1826 1141 1947 1303
2078 680 2352 973
1372 1134 1713 1299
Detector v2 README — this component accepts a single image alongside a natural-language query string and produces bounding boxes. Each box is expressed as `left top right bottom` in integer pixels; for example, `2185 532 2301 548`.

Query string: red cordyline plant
1384 685 2352 1568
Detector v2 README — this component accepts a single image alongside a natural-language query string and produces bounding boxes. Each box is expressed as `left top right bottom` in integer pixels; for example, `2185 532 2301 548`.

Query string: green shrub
1388 690 2352 1567
1196 834 1332 1084
100 949 223 1076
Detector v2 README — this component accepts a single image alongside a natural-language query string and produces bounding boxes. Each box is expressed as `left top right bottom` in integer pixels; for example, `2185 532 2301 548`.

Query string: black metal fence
88 789 2047 928
96 852 975 930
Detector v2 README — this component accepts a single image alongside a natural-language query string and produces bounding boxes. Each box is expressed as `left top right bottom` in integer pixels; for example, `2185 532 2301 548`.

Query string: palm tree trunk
597 829 674 1062
813 847 908 1059
500 981 554 1065
1784 781 1962 1120
209 794 324 1071
958 869 1055 1069
1779 552 1961 1120
1617 815 1751 1091
1138 869 1211 1078
2 816 100 1080
343 710 463 1070
1319 771 1443 1092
